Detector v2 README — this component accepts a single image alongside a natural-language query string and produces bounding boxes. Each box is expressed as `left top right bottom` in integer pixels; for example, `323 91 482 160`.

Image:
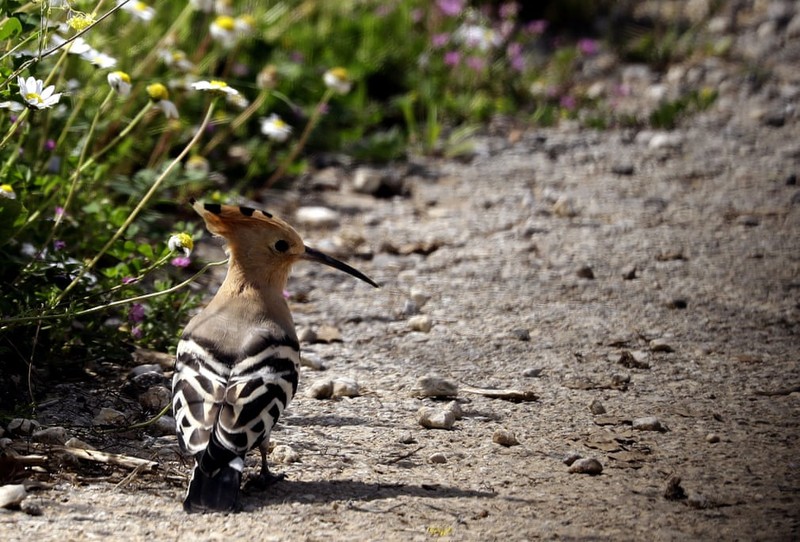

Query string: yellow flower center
210 80 228 89
134 1 148 11
272 118 287 129
329 67 349 81
215 15 235 31
25 92 43 103
1 184 13 193
146 83 169 101
112 71 131 84
67 13 95 30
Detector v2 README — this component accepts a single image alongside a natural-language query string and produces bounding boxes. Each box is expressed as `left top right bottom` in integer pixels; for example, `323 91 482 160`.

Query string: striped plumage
173 201 377 513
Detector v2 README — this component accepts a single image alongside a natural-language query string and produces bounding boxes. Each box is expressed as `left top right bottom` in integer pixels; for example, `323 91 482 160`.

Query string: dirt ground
3 3 800 541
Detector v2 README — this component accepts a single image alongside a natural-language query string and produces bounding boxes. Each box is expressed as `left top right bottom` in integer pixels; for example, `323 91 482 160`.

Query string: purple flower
45 139 56 152
577 38 599 56
171 256 191 268
131 326 143 339
466 56 485 71
53 240 66 250
444 51 461 66
54 206 65 219
499 2 519 19
122 276 137 285
436 0 464 17
526 20 548 35
432 33 450 48
129 303 146 323
560 94 577 110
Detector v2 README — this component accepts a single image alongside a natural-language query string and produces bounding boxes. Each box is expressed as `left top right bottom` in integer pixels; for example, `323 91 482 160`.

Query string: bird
172 201 378 513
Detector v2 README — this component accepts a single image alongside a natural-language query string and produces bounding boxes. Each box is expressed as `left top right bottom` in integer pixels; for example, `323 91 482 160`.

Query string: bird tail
183 460 243 513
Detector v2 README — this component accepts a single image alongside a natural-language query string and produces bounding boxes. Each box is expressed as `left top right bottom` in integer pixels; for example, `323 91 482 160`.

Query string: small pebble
411 375 458 398
331 377 360 398
20 498 43 516
737 215 759 227
664 475 687 500
428 452 447 464
93 407 126 426
295 206 340 228
307 379 334 399
492 428 520 447
402 299 419 316
297 327 317 343
611 163 635 175
552 196 578 218
706 433 720 444
510 328 531 341
315 325 342 343
445 400 463 420
622 266 637 280
589 399 607 415
271 444 301 464
522 367 543 377
32 426 68 445
563 452 582 466
649 338 674 352
0 484 27 509
408 315 433 333
632 416 668 432
576 265 595 279
152 416 176 437
139 385 171 411
417 407 455 430
409 287 430 308
568 457 603 475
300 352 325 370
398 432 416 445
352 167 383 194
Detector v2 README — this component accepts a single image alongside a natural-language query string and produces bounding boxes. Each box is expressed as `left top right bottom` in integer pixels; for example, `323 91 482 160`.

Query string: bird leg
244 439 285 491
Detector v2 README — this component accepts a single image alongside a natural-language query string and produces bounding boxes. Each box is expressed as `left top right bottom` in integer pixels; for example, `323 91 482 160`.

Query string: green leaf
137 243 154 260
0 18 22 41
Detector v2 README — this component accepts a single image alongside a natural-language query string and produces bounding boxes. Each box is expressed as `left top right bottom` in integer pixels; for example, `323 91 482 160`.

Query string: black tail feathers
183 464 242 513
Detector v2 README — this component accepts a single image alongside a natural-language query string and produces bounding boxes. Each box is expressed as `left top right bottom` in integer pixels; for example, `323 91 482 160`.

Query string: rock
648 132 684 150
664 475 687 500
32 426 68 445
762 110 785 128
401 299 419 316
0 484 27 509
398 432 416 444
408 315 433 333
492 428 519 447
295 206 340 228
563 452 582 466
139 385 171 411
152 416 176 436
649 338 674 352
297 327 317 343
417 407 456 430
93 407 126 426
568 457 603 475
300 352 326 370
352 167 384 194
20 498 43 516
307 379 334 399
411 375 458 398
589 399 607 415
128 370 166 391
632 416 668 432
7 418 41 436
65 437 95 450
315 325 342 343
409 287 430 308
576 265 595 279
428 452 447 464
616 350 650 369
445 400 463 420
522 367 543 377
552 196 578 218
272 444 300 464
706 433 720 444
510 328 531 341
332 377 360 398
611 163 635 175
622 266 637 280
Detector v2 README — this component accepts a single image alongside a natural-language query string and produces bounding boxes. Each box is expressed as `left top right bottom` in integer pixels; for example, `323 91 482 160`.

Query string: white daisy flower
147 83 180 119
190 0 214 12
168 233 194 256
210 15 238 48
260 114 292 142
18 76 62 110
50 34 93 56
159 49 194 72
81 49 117 69
323 67 352 94
107 71 132 96
157 100 179 119
118 0 156 21
0 101 25 112
227 92 249 110
191 80 240 96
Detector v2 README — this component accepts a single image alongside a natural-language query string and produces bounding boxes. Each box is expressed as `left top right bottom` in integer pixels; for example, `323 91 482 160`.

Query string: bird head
192 200 378 288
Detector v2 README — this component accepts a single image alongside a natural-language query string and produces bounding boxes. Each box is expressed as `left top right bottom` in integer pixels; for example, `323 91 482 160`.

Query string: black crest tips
260 209 273 218
204 203 222 215
189 197 196 205
239 206 255 217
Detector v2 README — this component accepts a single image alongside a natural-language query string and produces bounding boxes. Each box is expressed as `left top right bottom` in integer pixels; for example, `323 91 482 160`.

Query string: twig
58 447 158 471
382 445 425 465
460 385 537 402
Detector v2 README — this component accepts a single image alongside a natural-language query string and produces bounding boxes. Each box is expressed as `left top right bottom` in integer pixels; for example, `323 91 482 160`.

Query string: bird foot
244 469 286 492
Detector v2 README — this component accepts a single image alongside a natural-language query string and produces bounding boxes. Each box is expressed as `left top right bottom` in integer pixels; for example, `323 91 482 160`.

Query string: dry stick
59 447 158 471
460 385 538 402
52 100 217 306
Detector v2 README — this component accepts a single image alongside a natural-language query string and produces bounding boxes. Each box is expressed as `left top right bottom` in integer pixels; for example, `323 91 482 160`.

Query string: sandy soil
2 2 800 540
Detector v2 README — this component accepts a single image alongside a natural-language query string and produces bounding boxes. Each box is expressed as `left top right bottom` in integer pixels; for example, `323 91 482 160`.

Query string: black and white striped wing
173 339 230 456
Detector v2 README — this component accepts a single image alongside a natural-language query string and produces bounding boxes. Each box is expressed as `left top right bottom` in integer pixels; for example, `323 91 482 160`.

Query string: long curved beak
302 246 379 288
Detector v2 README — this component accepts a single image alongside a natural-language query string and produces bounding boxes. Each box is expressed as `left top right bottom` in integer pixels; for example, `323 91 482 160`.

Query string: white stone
272 444 300 464
408 314 432 333
332 377 360 398
417 407 455 430
352 167 383 194
32 426 68 445
295 206 340 228
411 375 458 398
307 379 334 399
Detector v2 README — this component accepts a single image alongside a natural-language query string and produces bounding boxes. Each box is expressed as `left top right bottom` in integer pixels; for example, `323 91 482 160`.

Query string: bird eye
275 240 290 252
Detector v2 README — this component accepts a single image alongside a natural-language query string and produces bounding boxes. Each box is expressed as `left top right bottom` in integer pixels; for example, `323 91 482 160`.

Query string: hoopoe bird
172 201 378 513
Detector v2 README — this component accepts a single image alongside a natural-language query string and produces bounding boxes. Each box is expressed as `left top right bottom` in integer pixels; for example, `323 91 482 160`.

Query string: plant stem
52 100 217 306
264 88 334 189
202 89 269 155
